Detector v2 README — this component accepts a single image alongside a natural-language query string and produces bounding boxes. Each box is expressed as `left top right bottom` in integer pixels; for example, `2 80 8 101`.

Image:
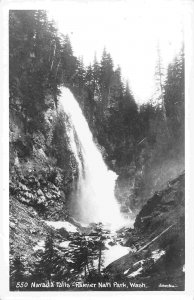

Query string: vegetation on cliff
9 10 185 291
10 10 184 215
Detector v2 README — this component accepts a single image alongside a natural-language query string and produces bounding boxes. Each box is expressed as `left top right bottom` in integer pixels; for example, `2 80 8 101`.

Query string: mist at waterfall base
58 87 127 229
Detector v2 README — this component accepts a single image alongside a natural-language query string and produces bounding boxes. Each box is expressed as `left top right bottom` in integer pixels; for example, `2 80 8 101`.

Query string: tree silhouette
164 46 184 142
10 255 26 290
32 232 67 283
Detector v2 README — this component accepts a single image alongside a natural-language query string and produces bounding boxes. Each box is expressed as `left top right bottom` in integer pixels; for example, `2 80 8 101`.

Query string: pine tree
10 255 26 290
9 10 77 135
60 34 77 84
154 43 170 139
33 232 66 283
108 66 124 110
122 81 138 135
72 56 86 88
99 48 114 110
68 235 91 276
9 10 56 133
164 46 184 141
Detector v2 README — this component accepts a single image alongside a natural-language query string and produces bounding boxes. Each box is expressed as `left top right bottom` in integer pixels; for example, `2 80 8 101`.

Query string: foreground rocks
9 171 185 291
105 173 185 290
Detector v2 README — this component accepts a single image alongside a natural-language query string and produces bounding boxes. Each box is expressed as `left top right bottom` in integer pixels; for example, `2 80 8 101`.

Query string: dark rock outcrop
105 173 185 291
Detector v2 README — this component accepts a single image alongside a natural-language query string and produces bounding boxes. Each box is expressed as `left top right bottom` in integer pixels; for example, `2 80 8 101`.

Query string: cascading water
59 87 123 227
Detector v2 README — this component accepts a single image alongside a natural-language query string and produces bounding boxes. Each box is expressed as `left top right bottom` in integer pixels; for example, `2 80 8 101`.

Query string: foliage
9 10 185 283
60 223 108 279
10 255 26 290
32 232 67 282
164 46 184 142
9 10 77 135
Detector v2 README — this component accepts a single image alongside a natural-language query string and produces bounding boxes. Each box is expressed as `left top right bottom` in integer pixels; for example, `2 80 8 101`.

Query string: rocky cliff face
106 173 185 291
9 85 185 291
9 97 80 284
10 199 50 270
9 95 79 222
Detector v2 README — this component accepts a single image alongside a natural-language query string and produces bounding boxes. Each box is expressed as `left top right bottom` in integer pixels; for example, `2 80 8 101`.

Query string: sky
48 0 184 104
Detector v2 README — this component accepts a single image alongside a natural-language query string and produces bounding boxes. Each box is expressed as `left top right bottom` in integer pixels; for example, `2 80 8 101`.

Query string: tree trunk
98 242 102 274
157 45 171 139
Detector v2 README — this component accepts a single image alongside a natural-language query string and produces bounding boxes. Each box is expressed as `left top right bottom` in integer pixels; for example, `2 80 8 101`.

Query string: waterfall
59 87 123 227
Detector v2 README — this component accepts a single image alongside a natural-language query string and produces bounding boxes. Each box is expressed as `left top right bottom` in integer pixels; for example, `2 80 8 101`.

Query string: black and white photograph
5 0 191 293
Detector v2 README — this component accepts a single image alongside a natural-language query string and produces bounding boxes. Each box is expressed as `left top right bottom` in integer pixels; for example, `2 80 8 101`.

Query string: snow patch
133 259 146 266
59 241 70 248
45 221 78 232
127 267 143 278
124 268 130 275
151 249 165 262
103 244 130 268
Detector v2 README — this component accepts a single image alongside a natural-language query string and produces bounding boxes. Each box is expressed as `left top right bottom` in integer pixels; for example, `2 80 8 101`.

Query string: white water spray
59 87 123 227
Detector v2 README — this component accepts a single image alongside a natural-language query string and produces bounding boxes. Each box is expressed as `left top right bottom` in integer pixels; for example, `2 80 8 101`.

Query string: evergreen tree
99 48 114 110
33 232 66 282
10 255 26 290
164 46 184 141
60 34 77 84
154 44 170 138
92 223 107 274
122 81 138 133
138 101 158 144
72 56 86 88
91 54 101 103
10 10 57 133
9 10 77 135
66 234 92 276
108 66 124 110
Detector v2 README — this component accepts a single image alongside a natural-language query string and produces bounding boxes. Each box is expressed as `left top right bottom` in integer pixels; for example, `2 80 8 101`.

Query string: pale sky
48 0 184 104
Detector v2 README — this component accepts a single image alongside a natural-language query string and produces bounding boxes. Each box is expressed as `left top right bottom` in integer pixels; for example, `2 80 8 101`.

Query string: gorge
9 10 185 292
